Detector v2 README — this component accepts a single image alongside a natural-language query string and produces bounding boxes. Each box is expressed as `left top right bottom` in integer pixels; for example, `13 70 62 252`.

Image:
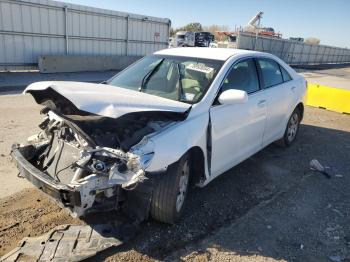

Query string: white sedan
12 48 306 224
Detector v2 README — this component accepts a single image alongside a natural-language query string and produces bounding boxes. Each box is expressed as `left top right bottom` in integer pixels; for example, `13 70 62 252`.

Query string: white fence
237 32 350 65
0 0 170 70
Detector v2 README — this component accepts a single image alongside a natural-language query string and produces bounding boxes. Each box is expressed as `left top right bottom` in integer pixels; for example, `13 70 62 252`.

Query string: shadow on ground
83 123 349 261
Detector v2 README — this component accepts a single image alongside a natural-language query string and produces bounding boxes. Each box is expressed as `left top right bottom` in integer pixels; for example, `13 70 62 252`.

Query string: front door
210 58 267 177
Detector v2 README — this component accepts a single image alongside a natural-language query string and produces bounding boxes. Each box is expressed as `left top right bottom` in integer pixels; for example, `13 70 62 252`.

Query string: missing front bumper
11 144 82 208
1 224 134 261
11 144 156 221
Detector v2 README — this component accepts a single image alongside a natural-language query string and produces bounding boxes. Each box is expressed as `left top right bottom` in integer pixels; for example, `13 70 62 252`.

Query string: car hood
25 81 191 119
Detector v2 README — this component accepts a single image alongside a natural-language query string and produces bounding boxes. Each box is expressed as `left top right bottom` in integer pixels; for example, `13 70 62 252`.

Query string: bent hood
25 81 191 118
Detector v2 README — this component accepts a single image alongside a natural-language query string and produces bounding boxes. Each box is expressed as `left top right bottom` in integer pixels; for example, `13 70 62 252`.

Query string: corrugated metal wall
237 32 350 65
0 0 170 70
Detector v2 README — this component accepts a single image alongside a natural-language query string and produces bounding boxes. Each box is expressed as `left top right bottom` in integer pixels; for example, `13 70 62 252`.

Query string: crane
244 11 281 38
246 11 264 31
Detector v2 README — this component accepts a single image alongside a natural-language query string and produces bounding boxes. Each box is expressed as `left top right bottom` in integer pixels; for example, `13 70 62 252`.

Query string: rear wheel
281 108 301 147
150 154 190 224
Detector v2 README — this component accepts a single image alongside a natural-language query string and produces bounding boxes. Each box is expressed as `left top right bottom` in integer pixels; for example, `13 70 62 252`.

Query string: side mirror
218 89 248 105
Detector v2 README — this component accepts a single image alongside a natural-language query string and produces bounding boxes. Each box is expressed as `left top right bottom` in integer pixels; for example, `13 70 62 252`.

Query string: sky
57 0 350 48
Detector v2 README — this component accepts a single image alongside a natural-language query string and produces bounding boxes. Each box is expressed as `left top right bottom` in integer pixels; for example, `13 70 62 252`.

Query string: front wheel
150 154 190 224
281 108 301 147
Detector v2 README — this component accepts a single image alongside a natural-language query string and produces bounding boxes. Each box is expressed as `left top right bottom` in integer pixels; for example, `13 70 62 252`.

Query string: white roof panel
154 47 259 61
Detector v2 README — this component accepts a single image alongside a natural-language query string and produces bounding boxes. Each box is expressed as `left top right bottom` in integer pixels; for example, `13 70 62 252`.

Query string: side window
258 58 283 88
221 58 260 94
280 66 292 82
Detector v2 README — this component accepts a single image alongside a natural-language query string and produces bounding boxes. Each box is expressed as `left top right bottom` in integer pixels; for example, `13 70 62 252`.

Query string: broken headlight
127 152 154 171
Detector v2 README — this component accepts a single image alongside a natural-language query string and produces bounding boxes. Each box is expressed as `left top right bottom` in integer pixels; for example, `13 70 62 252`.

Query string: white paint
25 81 191 119
25 50 306 188
143 50 306 186
155 47 258 61
218 89 248 105
210 89 268 177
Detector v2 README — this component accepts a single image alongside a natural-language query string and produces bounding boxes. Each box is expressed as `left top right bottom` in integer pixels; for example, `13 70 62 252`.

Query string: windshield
107 55 223 104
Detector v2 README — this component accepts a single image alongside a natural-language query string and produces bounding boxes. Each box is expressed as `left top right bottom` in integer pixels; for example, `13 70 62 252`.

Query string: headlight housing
129 137 155 171
139 152 154 169
127 152 154 171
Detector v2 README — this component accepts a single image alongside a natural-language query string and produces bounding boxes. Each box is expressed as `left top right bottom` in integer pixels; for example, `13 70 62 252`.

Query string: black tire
281 108 301 147
150 154 190 224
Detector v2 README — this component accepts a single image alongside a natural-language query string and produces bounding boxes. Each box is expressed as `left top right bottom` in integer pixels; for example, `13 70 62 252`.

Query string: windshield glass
107 55 223 104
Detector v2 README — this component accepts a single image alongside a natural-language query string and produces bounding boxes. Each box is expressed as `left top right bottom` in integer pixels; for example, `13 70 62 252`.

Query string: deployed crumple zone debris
1 223 138 262
309 159 331 179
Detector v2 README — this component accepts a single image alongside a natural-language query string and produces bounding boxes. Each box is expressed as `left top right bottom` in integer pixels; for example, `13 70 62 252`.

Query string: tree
172 22 203 35
202 25 230 34
182 22 203 32
170 27 175 37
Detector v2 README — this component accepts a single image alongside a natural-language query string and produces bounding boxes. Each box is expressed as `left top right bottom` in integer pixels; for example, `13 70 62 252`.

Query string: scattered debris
332 209 344 217
1 223 138 262
309 159 331 179
329 255 342 262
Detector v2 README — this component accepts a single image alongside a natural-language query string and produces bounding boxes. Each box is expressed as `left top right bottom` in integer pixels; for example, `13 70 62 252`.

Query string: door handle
291 86 297 91
257 100 266 107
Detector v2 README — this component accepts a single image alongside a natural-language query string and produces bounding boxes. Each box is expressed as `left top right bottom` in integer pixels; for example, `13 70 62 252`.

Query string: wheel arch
187 146 206 186
296 102 304 121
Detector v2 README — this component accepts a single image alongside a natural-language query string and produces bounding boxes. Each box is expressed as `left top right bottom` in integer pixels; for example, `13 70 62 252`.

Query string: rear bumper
11 144 81 207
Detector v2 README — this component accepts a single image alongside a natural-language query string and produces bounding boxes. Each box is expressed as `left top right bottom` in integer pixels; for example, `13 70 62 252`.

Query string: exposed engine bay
9 82 191 220
16 92 186 217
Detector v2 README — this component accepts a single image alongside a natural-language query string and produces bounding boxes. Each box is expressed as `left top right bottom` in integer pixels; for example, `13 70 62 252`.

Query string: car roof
154 47 260 61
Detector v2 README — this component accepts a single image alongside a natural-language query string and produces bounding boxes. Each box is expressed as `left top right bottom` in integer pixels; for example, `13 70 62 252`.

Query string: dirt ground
0 94 42 197
0 93 349 261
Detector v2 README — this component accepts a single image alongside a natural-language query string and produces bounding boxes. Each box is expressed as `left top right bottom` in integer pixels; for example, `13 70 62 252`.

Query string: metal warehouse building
0 0 171 70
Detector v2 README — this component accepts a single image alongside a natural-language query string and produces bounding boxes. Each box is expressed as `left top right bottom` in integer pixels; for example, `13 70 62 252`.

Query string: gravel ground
0 92 349 261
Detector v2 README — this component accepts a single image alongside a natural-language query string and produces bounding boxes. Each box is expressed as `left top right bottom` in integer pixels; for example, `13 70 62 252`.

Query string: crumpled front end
12 108 178 218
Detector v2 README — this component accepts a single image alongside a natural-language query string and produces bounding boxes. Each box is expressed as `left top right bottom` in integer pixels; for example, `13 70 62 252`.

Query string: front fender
146 112 210 177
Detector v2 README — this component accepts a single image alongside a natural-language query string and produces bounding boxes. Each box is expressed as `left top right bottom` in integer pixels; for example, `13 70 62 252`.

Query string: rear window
258 58 283 88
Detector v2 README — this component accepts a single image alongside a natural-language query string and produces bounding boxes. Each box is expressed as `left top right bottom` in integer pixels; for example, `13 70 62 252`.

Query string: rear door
210 58 268 177
256 58 296 145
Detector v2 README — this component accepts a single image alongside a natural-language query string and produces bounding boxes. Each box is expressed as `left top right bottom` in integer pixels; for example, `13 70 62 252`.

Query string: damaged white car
12 48 306 224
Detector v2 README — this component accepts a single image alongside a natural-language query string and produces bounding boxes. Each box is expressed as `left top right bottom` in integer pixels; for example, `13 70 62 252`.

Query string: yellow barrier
306 83 350 114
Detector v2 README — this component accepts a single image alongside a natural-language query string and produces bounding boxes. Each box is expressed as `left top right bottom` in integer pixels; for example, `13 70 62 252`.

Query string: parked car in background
174 31 215 47
195 32 215 47
175 31 195 47
12 48 306 224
